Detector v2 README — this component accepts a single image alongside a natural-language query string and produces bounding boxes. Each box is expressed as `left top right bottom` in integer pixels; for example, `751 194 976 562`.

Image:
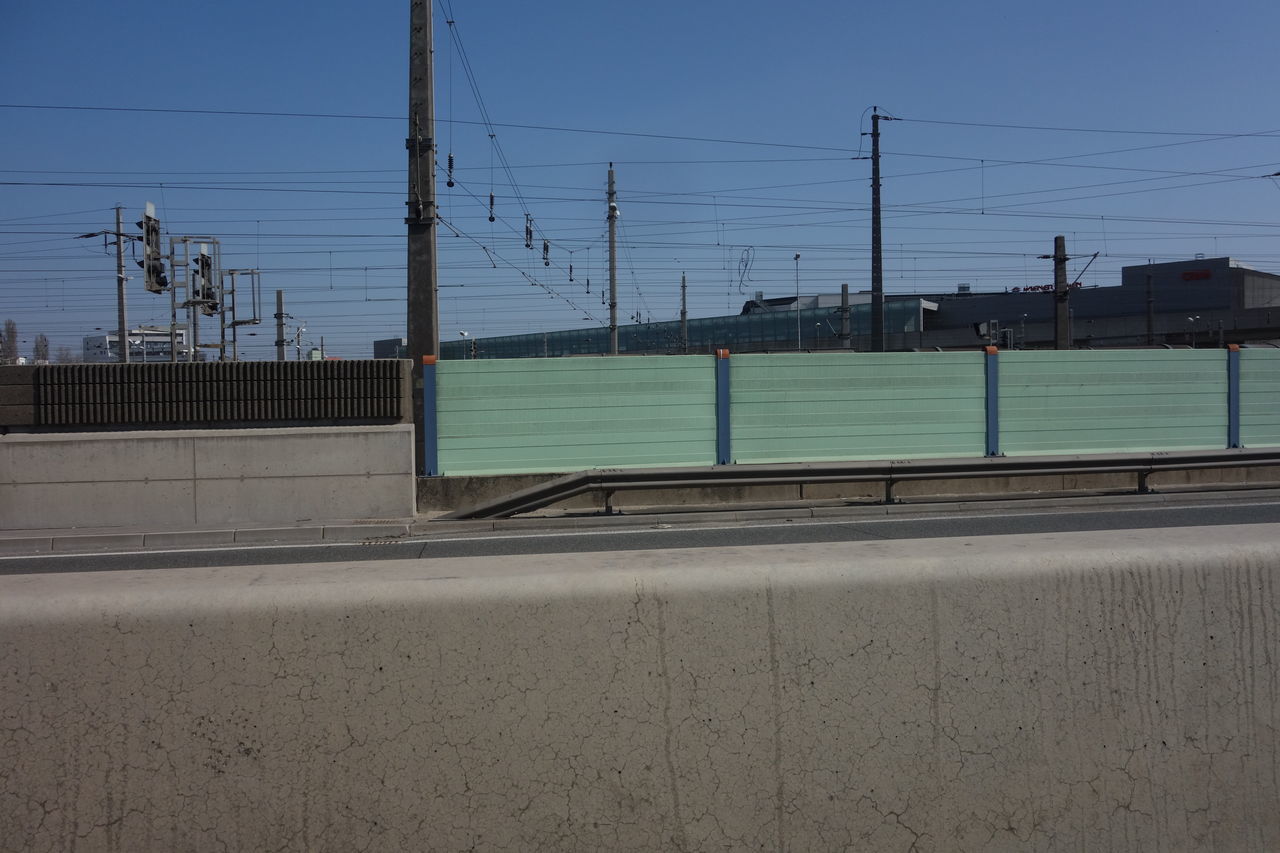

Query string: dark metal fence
0 360 411 429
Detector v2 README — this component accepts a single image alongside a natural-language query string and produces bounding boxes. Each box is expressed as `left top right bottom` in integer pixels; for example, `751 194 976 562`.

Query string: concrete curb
233 527 326 545
411 485 1280 536
0 537 54 556
53 533 146 552
0 520 417 556
323 523 412 541
145 530 236 549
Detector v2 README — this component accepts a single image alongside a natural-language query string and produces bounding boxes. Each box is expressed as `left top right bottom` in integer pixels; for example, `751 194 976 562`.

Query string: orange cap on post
422 355 437 365
983 346 999 355
716 348 730 359
1228 344 1241 352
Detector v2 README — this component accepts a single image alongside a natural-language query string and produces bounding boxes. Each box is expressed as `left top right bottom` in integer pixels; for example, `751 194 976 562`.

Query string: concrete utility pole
1052 235 1070 349
191 274 201 360
840 283 851 348
794 253 802 351
169 237 178 362
680 272 688 354
870 109 887 353
77 210 136 363
406 0 439 475
114 206 129 363
226 270 238 360
1145 271 1156 346
274 290 286 362
406 0 439 362
608 165 619 354
218 265 228 362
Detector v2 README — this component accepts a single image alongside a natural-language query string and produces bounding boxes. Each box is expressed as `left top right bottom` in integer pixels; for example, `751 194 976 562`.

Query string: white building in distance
83 327 189 363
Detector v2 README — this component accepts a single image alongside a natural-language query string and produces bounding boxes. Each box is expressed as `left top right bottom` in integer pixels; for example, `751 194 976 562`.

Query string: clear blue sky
3 0 1279 360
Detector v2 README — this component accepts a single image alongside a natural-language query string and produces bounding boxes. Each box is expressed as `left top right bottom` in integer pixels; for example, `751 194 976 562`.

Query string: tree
53 345 78 364
1 319 16 364
33 334 49 363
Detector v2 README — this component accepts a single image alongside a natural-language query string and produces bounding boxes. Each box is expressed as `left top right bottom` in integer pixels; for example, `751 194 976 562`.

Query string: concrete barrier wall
0 425 415 529
0 365 35 427
3 525 1278 850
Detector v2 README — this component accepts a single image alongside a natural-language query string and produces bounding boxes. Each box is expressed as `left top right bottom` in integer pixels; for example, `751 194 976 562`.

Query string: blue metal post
422 355 439 476
984 346 1001 457
1228 345 1242 448
715 349 731 465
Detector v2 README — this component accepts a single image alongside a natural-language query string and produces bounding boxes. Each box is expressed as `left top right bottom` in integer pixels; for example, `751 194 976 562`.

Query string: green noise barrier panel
999 350 1227 456
729 352 987 463
435 357 716 475
1241 349 1280 448
425 349 1260 477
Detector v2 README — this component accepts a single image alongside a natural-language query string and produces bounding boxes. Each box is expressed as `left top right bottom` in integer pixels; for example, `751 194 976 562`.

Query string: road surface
3 492 1277 576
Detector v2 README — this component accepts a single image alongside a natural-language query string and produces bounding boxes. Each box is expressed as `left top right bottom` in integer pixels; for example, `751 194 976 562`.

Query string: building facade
83 327 189 363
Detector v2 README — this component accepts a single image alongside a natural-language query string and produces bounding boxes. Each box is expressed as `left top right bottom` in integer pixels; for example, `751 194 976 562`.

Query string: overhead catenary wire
436 214 603 323
0 102 866 152
898 116 1280 138
6 98 1280 356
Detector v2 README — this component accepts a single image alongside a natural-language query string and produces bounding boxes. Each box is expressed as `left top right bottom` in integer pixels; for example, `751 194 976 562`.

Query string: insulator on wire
585 278 590 293
569 264 574 282
542 240 550 267
524 214 533 250
488 193 495 223
446 153 455 187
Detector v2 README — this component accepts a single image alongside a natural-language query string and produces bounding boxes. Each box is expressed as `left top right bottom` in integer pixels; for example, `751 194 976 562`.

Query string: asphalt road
4 495 1279 576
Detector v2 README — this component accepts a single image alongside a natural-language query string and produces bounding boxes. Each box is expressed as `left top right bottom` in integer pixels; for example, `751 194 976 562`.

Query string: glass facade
440 300 926 360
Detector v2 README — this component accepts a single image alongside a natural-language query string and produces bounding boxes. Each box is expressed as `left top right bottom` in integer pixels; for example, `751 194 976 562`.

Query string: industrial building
372 257 1280 360
903 256 1280 350
373 337 408 360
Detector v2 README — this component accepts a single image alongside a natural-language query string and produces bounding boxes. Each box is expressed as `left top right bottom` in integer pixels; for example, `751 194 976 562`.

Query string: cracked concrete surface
2 524 1279 851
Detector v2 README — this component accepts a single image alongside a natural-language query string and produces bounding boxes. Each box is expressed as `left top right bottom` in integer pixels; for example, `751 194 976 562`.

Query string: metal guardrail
437 448 1280 520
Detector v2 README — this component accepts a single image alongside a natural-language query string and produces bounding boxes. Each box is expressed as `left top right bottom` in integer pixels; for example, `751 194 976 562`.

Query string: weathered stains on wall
2 527 1278 851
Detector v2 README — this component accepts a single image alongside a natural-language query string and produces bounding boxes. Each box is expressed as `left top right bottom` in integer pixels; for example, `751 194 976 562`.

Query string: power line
0 180 401 196
899 116 1280 138
0 102 861 152
436 214 603 322
0 168 400 177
